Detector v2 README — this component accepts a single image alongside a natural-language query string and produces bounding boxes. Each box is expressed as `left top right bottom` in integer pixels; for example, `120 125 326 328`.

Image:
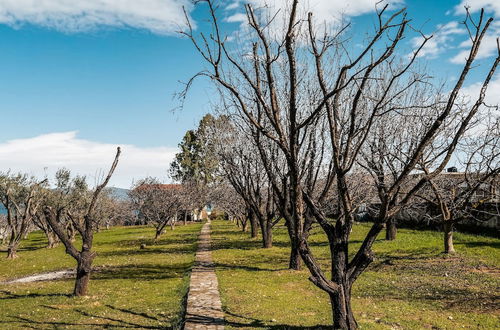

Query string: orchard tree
184 1 499 328
210 182 247 229
212 118 280 247
420 117 500 253
0 173 46 259
43 148 121 296
130 178 183 240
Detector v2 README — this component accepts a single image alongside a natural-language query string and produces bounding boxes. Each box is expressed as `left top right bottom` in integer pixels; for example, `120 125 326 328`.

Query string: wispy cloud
449 1 500 64
0 132 176 188
0 0 194 34
460 73 500 106
454 0 500 16
223 0 404 45
449 22 500 64
240 0 404 23
410 21 466 59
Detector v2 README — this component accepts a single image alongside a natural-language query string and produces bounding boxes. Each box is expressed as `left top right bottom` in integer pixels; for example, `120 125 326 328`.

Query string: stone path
184 220 225 330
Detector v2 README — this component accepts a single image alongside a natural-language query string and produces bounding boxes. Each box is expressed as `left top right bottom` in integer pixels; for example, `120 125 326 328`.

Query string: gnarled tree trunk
288 237 301 270
260 220 273 248
6 245 18 259
248 209 259 238
385 218 397 241
329 287 357 329
443 221 455 254
331 239 357 329
74 252 94 296
285 217 301 270
47 231 60 248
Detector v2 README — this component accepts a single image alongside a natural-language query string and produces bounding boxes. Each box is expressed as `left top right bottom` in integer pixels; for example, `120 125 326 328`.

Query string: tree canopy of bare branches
183 1 499 327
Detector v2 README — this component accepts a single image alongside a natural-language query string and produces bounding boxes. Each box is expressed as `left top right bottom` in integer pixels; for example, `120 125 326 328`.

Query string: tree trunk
289 238 301 270
329 287 357 329
47 231 59 248
248 209 258 238
67 223 76 242
443 221 455 254
385 218 397 241
330 235 357 329
154 229 162 242
285 219 301 270
6 245 18 259
74 254 93 296
183 211 188 225
260 221 273 248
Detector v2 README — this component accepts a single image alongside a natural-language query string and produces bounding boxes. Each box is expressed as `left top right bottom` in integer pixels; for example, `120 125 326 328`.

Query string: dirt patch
1 270 75 284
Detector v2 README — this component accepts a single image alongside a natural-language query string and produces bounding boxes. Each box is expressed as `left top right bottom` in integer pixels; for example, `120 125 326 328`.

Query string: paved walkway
184 220 225 330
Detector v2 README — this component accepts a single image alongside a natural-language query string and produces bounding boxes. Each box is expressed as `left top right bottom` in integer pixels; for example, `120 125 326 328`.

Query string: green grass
211 220 500 329
0 223 202 329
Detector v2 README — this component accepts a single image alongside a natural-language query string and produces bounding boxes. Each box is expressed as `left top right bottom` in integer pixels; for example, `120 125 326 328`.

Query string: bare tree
212 118 280 247
130 178 183 241
183 1 499 327
33 209 60 248
0 173 46 259
210 182 247 228
420 117 500 253
43 148 120 296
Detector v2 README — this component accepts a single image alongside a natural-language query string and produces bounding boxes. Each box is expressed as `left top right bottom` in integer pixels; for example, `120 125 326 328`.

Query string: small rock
448 316 453 320
140 244 147 249
361 313 367 318
271 319 277 323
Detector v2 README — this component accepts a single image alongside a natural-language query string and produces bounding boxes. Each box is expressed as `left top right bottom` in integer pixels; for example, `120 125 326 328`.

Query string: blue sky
0 0 498 188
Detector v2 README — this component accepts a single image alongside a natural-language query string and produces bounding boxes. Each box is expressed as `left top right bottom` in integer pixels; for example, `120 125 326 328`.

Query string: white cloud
226 12 247 23
454 0 500 16
0 132 176 189
449 2 500 64
450 22 500 64
247 0 403 23
410 21 466 59
458 74 500 137
0 0 194 34
460 73 500 106
224 0 404 44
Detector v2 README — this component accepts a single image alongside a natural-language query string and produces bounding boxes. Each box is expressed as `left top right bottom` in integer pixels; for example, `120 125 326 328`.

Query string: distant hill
105 187 131 201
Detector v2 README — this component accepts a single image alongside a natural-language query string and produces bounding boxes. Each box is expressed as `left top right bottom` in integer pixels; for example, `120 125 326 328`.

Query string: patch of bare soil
1 270 75 284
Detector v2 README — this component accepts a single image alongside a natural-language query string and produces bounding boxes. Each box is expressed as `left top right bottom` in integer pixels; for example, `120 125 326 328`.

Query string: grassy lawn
211 220 500 329
0 223 202 329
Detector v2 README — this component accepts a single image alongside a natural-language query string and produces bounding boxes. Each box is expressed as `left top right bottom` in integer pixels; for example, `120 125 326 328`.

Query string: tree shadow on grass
0 290 71 300
75 309 164 329
211 239 262 251
223 310 331 329
93 262 193 281
458 240 500 249
97 244 198 258
0 245 46 253
2 306 171 329
104 304 161 322
215 262 289 273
